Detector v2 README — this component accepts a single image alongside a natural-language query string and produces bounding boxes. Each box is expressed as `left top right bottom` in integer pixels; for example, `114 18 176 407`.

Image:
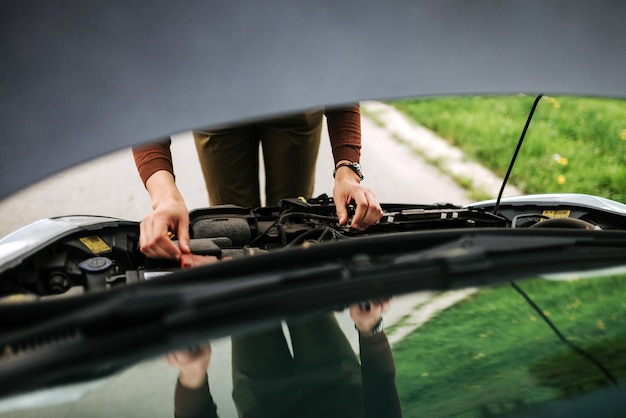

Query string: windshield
1 269 624 418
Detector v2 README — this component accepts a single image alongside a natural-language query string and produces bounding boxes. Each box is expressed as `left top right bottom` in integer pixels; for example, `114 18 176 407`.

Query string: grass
391 274 626 417
390 95 626 203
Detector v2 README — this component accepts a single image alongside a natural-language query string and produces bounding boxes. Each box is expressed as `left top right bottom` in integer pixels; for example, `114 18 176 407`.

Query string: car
1 1 625 417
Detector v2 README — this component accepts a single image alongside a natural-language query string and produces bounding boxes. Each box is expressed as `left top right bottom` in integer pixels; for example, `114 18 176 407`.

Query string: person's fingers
165 343 212 371
351 188 383 230
140 213 180 259
147 232 177 259
350 190 368 230
349 303 361 319
139 219 150 253
176 220 191 254
200 344 212 363
380 297 392 314
165 351 188 366
367 303 383 319
139 216 181 259
164 353 175 366
336 183 383 231
334 193 349 226
362 188 384 227
368 297 391 313
350 302 377 319
180 254 220 269
155 234 181 259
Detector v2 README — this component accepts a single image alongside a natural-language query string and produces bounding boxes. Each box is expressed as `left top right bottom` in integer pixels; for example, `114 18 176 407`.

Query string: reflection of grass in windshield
391 95 626 203
392 274 626 417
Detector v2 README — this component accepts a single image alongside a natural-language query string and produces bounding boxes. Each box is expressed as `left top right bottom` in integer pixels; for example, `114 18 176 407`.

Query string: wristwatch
370 316 384 335
333 161 364 180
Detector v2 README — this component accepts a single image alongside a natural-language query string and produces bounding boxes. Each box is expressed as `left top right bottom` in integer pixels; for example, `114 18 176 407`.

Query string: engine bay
2 193 626 301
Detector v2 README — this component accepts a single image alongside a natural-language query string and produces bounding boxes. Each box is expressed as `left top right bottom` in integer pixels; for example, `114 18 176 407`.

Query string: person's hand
333 162 383 230
180 253 220 269
350 298 391 337
140 170 191 260
165 344 212 389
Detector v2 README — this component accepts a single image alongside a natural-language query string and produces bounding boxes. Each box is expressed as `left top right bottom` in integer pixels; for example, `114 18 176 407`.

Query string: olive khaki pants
193 110 324 208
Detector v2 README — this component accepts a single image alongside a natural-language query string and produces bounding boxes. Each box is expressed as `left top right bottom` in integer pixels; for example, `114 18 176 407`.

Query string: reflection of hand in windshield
166 344 218 418
165 344 212 389
350 298 391 337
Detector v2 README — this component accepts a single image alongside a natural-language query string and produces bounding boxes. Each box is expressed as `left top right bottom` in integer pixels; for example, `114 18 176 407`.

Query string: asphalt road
0 103 487 418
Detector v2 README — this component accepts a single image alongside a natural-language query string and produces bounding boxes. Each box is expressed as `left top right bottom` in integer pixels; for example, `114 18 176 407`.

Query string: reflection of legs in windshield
289 313 364 418
231 313 363 418
231 326 300 417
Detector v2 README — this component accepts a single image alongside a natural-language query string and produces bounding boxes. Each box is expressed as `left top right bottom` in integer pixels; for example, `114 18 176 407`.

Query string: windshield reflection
167 302 400 418
2 270 624 418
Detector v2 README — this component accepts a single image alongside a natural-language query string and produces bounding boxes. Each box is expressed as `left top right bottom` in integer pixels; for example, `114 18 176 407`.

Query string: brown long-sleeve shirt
132 105 362 186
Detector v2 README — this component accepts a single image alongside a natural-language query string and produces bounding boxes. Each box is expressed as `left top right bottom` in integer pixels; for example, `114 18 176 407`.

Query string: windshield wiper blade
391 232 626 281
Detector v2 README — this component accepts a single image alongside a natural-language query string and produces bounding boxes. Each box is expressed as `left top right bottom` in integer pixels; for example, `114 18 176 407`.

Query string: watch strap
333 161 364 180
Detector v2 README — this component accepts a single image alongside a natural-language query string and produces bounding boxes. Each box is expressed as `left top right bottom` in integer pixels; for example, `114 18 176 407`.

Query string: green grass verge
392 274 626 417
391 95 626 203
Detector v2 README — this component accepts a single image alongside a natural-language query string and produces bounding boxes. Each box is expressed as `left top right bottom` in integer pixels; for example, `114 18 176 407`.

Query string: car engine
2 193 626 301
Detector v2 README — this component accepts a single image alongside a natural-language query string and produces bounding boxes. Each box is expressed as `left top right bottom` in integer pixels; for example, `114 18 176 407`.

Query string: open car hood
2 0 626 198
